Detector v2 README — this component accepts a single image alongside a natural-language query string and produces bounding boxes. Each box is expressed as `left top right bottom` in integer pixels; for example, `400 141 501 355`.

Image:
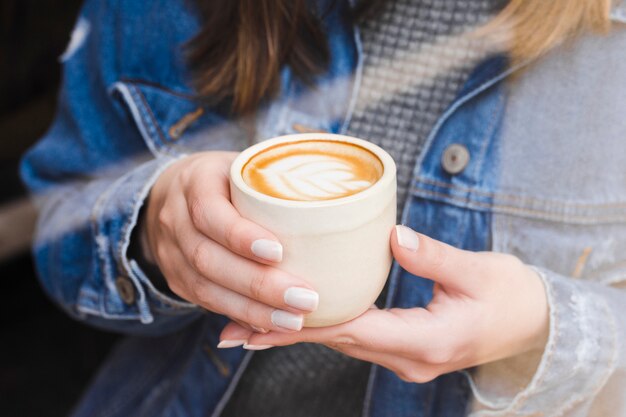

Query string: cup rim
230 133 397 208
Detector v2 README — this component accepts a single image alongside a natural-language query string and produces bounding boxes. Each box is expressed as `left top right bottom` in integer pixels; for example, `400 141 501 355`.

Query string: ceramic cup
230 133 397 327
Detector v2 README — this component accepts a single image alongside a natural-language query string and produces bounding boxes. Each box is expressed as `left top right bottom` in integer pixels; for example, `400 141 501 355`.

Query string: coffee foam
242 140 384 201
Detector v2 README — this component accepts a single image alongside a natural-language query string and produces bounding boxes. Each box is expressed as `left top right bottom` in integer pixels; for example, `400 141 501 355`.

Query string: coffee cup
230 133 397 327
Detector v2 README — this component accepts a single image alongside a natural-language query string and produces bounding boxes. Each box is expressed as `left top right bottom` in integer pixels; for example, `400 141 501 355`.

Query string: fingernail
271 310 304 331
251 239 283 262
251 325 268 334
396 225 419 252
243 343 274 351
284 287 319 311
217 339 246 349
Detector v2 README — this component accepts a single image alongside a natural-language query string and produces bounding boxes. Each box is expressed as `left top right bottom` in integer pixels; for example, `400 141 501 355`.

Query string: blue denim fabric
21 0 596 416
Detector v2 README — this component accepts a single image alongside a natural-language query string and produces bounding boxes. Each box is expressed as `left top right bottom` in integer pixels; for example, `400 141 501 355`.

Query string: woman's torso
65 0 626 416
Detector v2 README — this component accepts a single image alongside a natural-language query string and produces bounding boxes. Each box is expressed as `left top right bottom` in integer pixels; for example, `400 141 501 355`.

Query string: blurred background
1 1 119 415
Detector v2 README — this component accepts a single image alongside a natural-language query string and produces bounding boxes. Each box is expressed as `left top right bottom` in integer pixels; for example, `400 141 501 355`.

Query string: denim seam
132 84 171 151
469 85 504 182
130 260 198 310
90 173 131 318
114 156 191 322
118 77 197 99
109 82 162 157
75 305 141 320
412 188 626 224
416 176 626 209
411 59 529 178
210 351 256 417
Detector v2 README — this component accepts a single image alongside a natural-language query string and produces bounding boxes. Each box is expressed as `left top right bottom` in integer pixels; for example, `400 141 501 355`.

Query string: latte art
242 140 384 201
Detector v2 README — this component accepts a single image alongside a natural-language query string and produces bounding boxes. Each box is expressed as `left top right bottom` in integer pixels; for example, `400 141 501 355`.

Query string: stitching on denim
593 263 626 284
571 247 593 278
131 260 197 310
109 82 161 157
90 174 130 316
169 107 205 140
118 77 197 100
210 351 255 417
76 305 141 320
128 85 163 151
416 176 626 209
411 58 528 183
133 85 170 150
203 344 231 377
469 85 504 183
413 188 626 223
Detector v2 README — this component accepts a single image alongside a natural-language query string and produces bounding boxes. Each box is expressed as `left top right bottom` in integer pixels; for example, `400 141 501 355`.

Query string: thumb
391 225 478 293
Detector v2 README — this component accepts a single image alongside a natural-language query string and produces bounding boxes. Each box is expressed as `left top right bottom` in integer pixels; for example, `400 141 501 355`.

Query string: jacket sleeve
20 0 202 336
467 267 622 416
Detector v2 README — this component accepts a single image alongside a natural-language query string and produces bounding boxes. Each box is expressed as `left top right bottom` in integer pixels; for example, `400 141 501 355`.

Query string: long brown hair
187 0 612 115
186 0 330 114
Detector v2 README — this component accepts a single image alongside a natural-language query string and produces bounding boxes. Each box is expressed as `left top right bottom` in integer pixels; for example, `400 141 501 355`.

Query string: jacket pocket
109 79 249 156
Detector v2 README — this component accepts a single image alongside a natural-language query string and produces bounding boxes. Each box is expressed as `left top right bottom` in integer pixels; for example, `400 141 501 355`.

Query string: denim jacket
20 0 626 416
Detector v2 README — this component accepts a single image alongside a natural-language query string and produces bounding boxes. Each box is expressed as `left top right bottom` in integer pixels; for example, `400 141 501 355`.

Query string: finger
177 225 319 313
218 321 255 348
186 185 284 264
391 225 479 293
246 308 431 356
170 250 306 332
329 344 441 384
231 318 255 332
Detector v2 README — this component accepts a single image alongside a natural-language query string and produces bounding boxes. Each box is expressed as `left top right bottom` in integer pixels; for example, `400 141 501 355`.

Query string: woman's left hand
219 225 550 383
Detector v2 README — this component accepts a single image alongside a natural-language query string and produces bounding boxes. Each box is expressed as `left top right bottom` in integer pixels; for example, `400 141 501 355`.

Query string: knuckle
188 196 206 228
224 219 245 252
249 268 271 301
178 162 198 186
193 282 213 308
190 241 211 275
241 299 257 324
157 209 173 230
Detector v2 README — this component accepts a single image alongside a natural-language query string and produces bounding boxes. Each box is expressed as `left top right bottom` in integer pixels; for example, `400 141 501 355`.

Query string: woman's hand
220 225 549 381
144 152 319 333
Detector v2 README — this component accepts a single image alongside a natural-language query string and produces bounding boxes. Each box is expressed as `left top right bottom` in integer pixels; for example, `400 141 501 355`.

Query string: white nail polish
217 340 246 349
251 239 283 262
243 343 274 351
271 310 303 331
396 225 419 252
284 287 319 311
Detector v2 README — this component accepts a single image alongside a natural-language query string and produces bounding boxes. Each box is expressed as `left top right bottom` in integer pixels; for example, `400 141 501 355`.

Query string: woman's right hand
144 151 319 333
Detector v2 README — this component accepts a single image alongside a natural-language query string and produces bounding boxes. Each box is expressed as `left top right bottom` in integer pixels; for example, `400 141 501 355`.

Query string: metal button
115 276 136 305
441 144 470 175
